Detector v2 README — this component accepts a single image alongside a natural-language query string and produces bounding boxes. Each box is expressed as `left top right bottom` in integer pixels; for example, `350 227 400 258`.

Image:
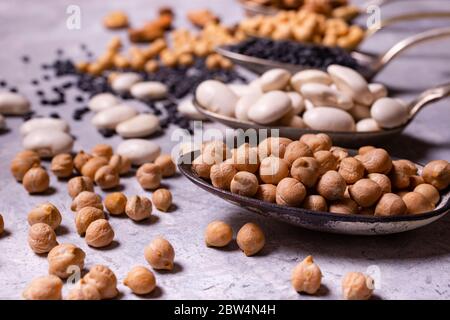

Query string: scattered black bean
31 79 39 85
0 80 6 87
10 87 18 93
49 112 60 119
22 111 35 121
43 75 51 81
36 90 44 96
75 95 84 103
21 55 30 63
98 128 115 138
72 107 90 121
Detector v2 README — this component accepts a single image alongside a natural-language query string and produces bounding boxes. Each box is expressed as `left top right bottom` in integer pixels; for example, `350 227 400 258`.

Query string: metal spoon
216 26 450 80
193 83 450 147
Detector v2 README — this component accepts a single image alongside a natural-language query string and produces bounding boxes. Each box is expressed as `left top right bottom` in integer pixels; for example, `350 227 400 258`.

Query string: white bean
303 107 355 132
116 114 160 138
177 98 207 120
22 129 74 157
235 92 262 121
91 105 138 129
259 68 290 92
290 70 332 92
300 83 353 110
229 83 261 97
112 73 142 94
304 99 315 111
327 65 373 106
130 81 168 100
0 92 31 115
370 97 409 129
247 91 291 124
88 93 120 112
287 92 305 114
116 139 161 165
20 118 69 136
195 80 237 117
368 83 387 100
356 118 381 132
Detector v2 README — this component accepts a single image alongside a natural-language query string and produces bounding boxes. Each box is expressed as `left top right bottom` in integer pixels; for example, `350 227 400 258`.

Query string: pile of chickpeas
192 133 450 217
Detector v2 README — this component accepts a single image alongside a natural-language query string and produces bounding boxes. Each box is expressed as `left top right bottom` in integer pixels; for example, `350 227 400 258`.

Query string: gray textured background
0 0 449 300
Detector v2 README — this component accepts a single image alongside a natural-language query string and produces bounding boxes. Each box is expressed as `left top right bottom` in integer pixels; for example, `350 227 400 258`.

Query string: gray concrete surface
0 0 449 300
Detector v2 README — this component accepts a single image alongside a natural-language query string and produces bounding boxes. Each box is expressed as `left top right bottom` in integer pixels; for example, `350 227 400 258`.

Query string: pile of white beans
195 65 411 132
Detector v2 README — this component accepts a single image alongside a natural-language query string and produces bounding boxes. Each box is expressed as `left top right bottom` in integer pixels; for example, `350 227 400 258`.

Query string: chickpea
409 175 425 188
390 159 417 190
22 275 63 300
360 148 392 174
276 177 306 207
71 191 103 211
255 184 277 203
144 237 175 270
330 146 349 163
192 153 214 179
28 202 62 230
230 172 259 197
259 156 289 185
329 198 359 215
338 157 364 184
205 220 233 247
374 193 407 217
0 214 3 235
236 222 265 256
290 157 320 188
358 145 375 155
84 264 118 299
81 157 109 180
202 140 230 163
314 150 338 175
342 272 374 300
152 188 173 212
283 141 313 165
210 162 237 190
291 256 322 295
48 243 86 279
109 154 132 175
299 133 332 153
359 207 375 215
23 165 50 194
367 173 391 194
349 179 382 207
75 206 105 235
402 192 434 215
104 192 127 215
94 165 120 190
50 153 73 178
85 219 115 248
10 150 40 181
414 184 440 206
154 154 177 177
91 144 113 160
317 171 346 201
136 163 162 190
67 176 94 199
73 150 93 173
28 223 58 254
301 195 328 212
67 278 102 300
257 137 292 160
422 160 450 190
232 143 260 173
125 195 152 221
124 266 157 295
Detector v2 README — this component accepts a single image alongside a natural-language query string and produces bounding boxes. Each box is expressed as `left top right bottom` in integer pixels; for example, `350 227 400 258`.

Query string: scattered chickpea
103 11 129 29
84 264 118 299
109 154 132 175
329 198 359 215
48 243 86 279
81 157 109 180
125 195 152 221
10 150 40 181
317 171 346 201
23 165 50 194
258 137 292 160
104 192 127 215
374 193 407 217
75 206 105 235
22 275 63 300
414 183 440 206
283 141 313 165
28 202 62 230
342 272 374 300
67 278 102 300
144 237 175 270
28 223 58 254
422 160 450 190
230 172 259 197
360 148 392 174
291 256 322 295
124 266 157 295
94 165 120 189
301 195 328 212
402 192 434 214
236 222 265 256
145 59 159 73
276 177 306 206
259 156 289 184
367 173 391 194
50 153 73 178
390 159 417 190
290 157 320 188
192 153 215 179
299 133 332 153
205 220 233 248
136 163 162 190
210 162 238 190
85 219 115 248
154 154 177 177
255 184 277 203
73 150 92 173
338 157 364 184
152 188 173 212
71 191 103 211
232 143 260 173
349 179 382 207
67 176 94 199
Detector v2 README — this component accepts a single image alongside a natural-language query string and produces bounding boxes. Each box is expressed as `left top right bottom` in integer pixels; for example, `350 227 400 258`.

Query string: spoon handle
409 83 450 120
371 27 450 76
